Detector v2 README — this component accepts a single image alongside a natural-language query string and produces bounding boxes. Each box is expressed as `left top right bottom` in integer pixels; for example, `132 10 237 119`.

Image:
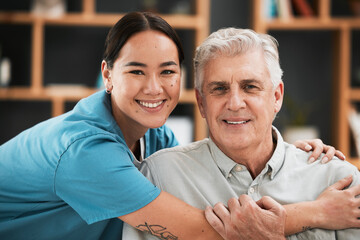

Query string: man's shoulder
145 138 210 163
147 138 210 160
284 142 358 174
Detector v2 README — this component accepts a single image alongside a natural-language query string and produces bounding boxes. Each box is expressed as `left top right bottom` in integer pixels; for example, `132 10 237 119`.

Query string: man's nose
227 90 245 111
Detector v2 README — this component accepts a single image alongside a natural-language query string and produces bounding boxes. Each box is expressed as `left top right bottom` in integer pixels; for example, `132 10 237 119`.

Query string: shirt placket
228 164 267 201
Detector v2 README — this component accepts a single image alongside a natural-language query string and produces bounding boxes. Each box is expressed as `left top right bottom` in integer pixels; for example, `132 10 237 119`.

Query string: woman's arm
120 191 286 240
284 175 360 236
120 191 220 239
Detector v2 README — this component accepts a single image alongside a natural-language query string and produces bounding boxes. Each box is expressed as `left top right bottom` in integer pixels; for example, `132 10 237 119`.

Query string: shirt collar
207 126 285 180
208 138 240 178
266 126 286 179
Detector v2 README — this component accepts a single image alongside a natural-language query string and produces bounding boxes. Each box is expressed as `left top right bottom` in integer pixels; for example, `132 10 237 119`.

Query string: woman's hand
293 139 346 163
313 175 360 230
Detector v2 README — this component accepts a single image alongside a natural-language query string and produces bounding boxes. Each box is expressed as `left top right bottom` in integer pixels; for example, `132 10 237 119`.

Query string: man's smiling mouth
224 120 250 125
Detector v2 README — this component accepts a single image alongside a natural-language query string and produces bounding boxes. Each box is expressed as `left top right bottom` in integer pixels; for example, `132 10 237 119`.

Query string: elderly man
123 28 360 239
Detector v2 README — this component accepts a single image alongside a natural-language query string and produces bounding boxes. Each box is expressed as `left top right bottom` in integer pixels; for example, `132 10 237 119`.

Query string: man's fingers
228 196 241 207
347 182 360 196
257 196 282 211
329 175 353 190
212 202 231 222
205 205 225 232
237 194 256 208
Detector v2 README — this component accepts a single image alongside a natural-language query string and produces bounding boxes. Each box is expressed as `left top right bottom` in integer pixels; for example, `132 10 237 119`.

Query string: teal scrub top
0 90 178 240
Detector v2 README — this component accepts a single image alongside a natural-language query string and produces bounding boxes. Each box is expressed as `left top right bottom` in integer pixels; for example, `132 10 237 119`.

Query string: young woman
0 12 355 240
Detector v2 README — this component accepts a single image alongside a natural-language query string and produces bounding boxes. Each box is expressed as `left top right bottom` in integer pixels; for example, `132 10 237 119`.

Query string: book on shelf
0 58 11 87
291 0 314 17
277 0 294 20
264 0 294 20
264 0 278 19
348 106 360 157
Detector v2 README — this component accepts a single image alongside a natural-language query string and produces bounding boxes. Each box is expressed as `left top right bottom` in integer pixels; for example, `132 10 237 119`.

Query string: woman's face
103 30 181 131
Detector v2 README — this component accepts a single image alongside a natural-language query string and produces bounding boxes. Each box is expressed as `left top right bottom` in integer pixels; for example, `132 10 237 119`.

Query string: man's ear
274 81 284 114
195 89 206 118
101 60 111 88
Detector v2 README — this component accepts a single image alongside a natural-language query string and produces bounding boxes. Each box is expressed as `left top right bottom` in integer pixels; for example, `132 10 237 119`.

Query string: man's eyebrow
124 61 146 67
207 81 227 87
241 79 264 86
160 61 178 67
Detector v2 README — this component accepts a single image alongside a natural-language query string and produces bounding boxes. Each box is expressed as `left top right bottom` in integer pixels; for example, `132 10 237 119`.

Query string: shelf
0 0 210 143
347 158 360 169
350 88 360 100
0 11 206 29
252 0 360 169
264 18 360 30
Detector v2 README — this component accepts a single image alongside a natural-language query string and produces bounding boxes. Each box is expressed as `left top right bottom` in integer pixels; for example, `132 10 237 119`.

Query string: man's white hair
194 28 283 93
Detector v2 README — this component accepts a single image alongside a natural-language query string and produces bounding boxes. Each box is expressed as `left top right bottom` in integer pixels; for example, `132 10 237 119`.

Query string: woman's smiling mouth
137 100 164 108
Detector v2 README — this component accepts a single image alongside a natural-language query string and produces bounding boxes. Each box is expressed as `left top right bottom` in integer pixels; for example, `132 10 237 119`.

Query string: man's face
196 49 283 157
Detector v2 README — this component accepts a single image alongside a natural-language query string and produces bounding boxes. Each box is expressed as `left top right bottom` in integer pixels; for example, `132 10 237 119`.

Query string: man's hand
205 194 286 240
314 175 360 230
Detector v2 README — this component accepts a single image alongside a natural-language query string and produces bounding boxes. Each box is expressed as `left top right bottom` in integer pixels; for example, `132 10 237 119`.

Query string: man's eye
210 86 228 94
245 85 257 90
130 70 144 75
214 86 226 91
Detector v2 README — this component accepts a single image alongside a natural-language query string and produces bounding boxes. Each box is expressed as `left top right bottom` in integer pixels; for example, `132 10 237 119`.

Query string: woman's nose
143 74 163 95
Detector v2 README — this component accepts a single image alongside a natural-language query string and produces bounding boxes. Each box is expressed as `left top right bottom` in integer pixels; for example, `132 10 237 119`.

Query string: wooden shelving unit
0 0 210 142
252 0 360 169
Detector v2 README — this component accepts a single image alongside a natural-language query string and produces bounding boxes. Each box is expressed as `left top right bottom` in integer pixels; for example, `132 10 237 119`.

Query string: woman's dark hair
103 11 184 69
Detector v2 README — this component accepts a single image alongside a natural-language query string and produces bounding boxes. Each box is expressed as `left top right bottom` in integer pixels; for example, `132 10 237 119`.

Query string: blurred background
0 0 359 165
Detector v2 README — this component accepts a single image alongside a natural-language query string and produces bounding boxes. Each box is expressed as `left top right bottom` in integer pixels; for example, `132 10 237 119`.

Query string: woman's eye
161 70 174 75
130 70 144 75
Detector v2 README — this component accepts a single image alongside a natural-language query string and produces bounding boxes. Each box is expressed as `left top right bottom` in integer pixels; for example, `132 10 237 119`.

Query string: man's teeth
226 120 248 125
139 101 163 108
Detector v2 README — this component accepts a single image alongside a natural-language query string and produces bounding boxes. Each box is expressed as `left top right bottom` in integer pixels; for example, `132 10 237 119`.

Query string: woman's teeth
138 100 163 108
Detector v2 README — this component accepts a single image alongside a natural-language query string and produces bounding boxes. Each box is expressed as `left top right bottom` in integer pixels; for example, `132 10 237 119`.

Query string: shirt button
249 187 255 194
234 165 242 172
228 173 233 178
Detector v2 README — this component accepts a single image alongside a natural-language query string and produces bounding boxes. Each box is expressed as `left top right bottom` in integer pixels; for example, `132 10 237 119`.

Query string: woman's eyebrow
124 61 177 67
160 61 178 67
124 61 146 67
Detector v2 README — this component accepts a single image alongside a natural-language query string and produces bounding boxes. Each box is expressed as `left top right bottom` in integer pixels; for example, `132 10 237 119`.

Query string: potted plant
281 95 320 144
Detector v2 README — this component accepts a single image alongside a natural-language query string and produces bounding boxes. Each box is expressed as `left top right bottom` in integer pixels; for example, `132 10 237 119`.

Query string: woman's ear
101 60 112 88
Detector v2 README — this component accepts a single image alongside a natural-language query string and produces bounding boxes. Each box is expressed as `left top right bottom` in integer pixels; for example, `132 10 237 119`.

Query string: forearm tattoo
136 222 178 240
302 226 312 232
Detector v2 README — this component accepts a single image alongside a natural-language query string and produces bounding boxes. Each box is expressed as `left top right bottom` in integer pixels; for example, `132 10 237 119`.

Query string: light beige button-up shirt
123 127 360 239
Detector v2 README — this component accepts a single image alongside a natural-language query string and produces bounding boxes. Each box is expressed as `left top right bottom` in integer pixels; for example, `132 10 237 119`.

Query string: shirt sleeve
54 133 161 224
145 125 179 158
